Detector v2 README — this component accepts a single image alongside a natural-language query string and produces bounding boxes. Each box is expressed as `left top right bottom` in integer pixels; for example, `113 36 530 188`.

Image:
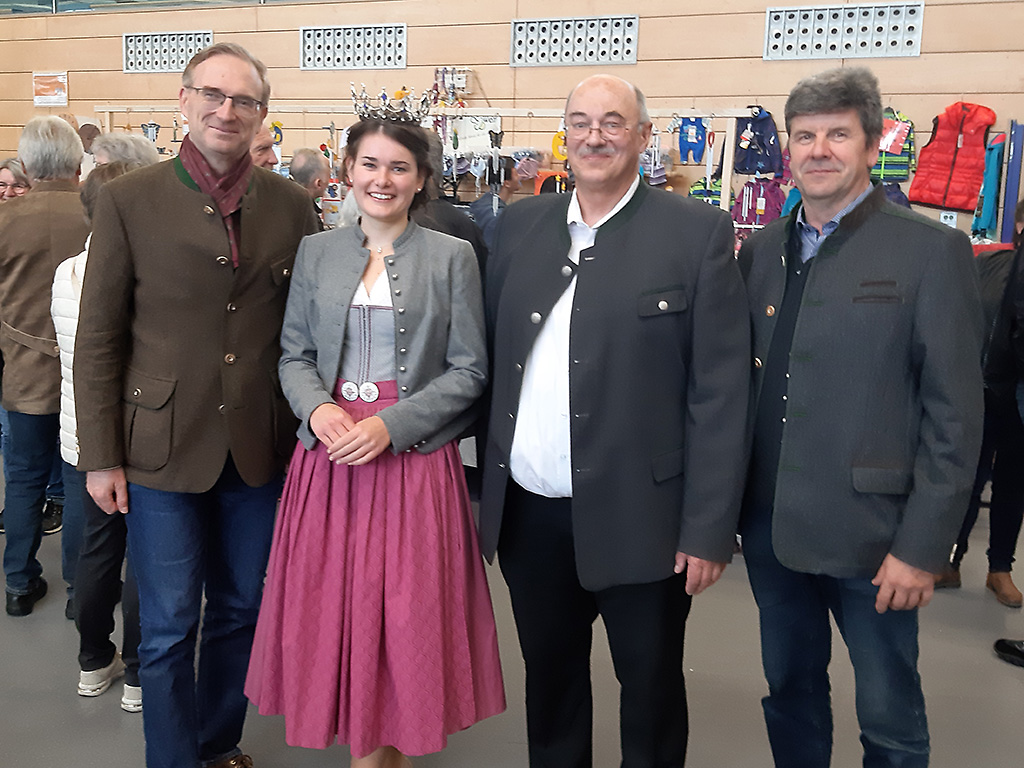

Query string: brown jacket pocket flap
123 370 176 410
852 466 912 495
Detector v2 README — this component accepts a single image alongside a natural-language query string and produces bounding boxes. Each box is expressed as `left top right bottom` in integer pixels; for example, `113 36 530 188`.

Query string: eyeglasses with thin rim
0 182 29 193
185 86 264 115
565 119 633 139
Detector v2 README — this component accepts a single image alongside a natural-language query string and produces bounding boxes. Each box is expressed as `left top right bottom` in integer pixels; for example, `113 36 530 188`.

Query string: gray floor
1 508 1023 767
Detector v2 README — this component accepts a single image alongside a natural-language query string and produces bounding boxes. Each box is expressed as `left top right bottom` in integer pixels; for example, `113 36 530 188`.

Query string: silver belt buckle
339 381 359 402
359 381 380 403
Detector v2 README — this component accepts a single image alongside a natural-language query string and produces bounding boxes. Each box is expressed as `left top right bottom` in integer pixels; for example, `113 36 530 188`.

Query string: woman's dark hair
80 161 139 224
343 119 432 211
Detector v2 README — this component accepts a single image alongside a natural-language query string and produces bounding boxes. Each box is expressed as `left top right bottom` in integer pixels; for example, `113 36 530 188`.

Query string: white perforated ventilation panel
300 25 407 70
510 16 638 67
764 3 923 60
123 32 213 74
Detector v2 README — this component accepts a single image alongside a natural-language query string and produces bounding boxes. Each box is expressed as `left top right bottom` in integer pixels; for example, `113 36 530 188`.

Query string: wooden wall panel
0 0 1020 230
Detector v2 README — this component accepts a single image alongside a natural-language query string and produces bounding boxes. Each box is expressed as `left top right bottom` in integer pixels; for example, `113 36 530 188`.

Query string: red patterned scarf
178 133 253 267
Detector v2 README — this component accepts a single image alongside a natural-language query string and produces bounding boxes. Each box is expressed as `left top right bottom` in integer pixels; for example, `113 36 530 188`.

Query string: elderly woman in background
52 151 155 712
90 133 161 167
0 158 30 201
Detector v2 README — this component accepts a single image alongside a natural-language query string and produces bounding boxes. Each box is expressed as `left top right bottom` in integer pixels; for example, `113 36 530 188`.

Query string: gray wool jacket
279 218 488 454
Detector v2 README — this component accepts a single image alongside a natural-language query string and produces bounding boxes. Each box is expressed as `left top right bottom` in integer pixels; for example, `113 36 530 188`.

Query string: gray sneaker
78 655 126 696
121 683 142 713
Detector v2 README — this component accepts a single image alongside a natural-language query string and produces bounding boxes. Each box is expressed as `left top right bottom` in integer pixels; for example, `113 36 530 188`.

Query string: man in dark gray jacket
738 67 984 768
481 74 750 767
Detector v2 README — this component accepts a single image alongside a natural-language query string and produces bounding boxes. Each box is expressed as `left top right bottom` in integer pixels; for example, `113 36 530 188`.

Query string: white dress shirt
509 175 641 498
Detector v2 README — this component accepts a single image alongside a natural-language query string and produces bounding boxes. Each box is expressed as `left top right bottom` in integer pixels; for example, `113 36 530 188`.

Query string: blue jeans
3 411 83 597
742 505 929 768
125 457 280 768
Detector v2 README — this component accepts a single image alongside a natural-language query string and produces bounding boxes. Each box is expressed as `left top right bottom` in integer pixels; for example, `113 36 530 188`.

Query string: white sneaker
121 683 142 713
78 655 126 696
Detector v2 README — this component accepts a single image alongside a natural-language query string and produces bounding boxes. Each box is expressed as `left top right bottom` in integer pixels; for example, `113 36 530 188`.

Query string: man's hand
86 468 129 516
328 415 391 466
871 553 934 614
675 552 727 596
309 402 356 448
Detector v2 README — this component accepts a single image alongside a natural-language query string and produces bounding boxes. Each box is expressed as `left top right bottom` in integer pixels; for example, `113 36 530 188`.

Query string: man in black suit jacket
738 67 984 767
480 74 750 767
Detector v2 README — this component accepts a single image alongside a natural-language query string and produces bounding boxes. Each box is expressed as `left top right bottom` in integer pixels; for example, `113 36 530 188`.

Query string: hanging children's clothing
972 132 1007 237
871 107 916 183
909 101 996 211
678 117 708 163
732 177 785 227
733 107 783 175
688 175 734 208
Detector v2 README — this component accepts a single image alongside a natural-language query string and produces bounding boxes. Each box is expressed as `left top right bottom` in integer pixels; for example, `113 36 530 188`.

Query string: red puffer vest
909 102 996 212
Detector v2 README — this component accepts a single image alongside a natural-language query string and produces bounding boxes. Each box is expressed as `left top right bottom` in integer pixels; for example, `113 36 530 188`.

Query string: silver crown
351 83 431 123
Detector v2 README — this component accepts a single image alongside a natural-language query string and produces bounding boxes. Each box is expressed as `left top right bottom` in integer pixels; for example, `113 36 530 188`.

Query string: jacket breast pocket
638 287 688 317
122 370 176 472
852 280 902 304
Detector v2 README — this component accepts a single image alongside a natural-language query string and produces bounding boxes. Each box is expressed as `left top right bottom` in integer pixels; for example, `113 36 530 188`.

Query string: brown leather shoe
206 755 253 768
934 568 961 589
986 572 1023 608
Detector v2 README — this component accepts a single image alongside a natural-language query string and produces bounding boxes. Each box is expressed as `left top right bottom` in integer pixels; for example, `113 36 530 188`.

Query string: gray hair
0 157 30 187
289 148 326 188
784 67 883 144
91 133 161 167
564 75 651 126
183 42 271 107
18 116 84 180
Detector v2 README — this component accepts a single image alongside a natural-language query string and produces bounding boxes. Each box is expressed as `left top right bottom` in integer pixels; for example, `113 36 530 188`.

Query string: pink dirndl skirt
245 380 505 756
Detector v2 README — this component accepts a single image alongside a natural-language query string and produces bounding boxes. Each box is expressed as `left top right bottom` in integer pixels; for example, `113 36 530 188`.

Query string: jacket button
391 273 399 280
132 388 141 397
203 205 215 215
515 363 523 371
401 386 408 392
54 344 61 354
530 312 542 324
399 366 406 372
399 328 406 334
754 357 763 368
561 265 572 277
216 255 229 265
394 289 402 296
387 259 395 266
397 308 405 314
658 300 669 311
224 353 236 364
226 302 237 312
218 404 227 414
399 348 407 354
498 462 506 469
282 268 291 277
766 305 776 317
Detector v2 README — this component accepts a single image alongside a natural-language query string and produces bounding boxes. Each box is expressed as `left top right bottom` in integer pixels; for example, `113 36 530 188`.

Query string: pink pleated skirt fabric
245 381 505 757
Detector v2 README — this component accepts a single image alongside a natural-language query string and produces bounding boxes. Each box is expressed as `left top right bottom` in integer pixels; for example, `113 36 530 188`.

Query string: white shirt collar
567 174 641 230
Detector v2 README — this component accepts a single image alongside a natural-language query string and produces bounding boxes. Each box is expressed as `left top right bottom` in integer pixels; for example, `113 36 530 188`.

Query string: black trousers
497 481 692 768
71 468 141 685
952 390 1024 572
